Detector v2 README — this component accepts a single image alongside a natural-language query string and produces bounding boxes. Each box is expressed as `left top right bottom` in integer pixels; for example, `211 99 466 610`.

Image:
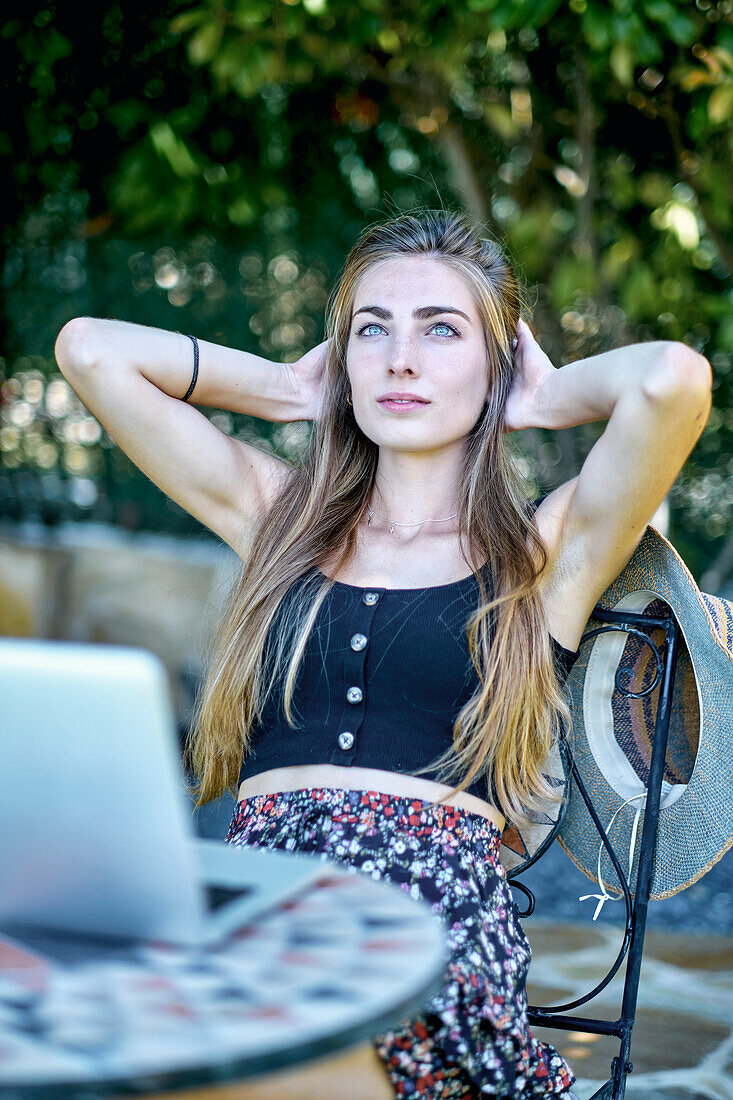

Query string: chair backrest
511 604 682 1100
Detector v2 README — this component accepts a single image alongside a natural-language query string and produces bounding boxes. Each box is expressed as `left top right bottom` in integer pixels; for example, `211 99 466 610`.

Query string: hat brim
557 524 733 900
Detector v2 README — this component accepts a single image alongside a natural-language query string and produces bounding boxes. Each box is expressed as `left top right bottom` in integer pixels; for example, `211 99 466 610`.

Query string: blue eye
355 321 460 337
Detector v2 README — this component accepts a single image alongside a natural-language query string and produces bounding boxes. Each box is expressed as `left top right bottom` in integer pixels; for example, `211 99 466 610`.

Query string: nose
387 333 417 374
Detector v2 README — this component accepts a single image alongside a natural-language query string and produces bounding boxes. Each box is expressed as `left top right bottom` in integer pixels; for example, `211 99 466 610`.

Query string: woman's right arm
54 317 309 556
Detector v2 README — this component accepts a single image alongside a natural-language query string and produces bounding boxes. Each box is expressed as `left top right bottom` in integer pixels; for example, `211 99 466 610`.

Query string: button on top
338 731 354 750
362 591 379 606
346 686 363 704
350 633 367 651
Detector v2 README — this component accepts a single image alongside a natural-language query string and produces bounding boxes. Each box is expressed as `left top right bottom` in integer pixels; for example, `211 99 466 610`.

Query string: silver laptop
0 638 326 947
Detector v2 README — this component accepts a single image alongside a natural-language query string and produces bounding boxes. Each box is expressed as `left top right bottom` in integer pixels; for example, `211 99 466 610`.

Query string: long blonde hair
185 207 573 830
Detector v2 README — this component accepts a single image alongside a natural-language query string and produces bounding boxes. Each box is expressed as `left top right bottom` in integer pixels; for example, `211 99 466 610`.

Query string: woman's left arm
507 317 713 612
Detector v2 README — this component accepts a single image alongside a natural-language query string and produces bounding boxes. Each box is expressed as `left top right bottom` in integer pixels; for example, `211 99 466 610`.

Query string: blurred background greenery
2 0 732 583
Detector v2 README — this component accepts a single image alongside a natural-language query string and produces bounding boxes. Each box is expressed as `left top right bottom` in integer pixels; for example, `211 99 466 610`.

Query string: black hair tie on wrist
181 333 199 402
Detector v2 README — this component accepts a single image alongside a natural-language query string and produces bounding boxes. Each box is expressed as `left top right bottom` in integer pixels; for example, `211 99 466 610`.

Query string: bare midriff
237 763 506 832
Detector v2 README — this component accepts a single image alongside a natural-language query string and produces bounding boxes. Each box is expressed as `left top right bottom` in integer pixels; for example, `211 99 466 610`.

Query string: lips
377 392 430 403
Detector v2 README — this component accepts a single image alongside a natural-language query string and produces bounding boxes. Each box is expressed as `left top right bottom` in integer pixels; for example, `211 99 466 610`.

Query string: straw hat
499 520 733 909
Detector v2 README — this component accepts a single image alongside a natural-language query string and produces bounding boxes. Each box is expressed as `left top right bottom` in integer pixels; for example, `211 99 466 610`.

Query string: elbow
54 317 101 376
642 341 713 404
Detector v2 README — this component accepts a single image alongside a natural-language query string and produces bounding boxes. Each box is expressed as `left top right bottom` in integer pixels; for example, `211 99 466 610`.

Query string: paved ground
525 920 732 1099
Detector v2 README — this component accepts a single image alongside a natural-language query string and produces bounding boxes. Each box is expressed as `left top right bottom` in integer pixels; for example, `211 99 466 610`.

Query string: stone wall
0 520 239 729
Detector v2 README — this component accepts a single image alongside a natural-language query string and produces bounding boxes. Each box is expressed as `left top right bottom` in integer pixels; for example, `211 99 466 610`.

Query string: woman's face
346 254 490 452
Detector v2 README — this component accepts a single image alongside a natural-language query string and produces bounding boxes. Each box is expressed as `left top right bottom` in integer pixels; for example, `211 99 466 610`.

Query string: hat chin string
578 793 647 920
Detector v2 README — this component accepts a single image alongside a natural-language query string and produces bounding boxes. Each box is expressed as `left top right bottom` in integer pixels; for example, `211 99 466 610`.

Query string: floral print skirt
225 787 577 1098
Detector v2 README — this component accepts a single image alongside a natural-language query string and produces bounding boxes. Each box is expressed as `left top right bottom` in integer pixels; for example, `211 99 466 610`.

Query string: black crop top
237 496 580 806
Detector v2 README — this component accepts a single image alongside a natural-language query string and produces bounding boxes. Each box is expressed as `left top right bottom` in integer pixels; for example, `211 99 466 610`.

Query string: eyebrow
353 305 472 324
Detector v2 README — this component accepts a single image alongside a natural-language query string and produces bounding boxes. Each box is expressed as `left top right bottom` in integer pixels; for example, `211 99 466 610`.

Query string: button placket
329 589 381 765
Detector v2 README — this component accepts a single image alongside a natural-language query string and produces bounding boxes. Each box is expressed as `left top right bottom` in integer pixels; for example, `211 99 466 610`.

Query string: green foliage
3 0 732 577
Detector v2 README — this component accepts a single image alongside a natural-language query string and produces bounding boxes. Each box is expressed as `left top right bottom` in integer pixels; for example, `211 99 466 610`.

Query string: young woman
55 208 712 1098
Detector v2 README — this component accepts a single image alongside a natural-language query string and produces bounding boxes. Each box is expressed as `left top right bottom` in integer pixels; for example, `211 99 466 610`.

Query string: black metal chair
508 604 682 1100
